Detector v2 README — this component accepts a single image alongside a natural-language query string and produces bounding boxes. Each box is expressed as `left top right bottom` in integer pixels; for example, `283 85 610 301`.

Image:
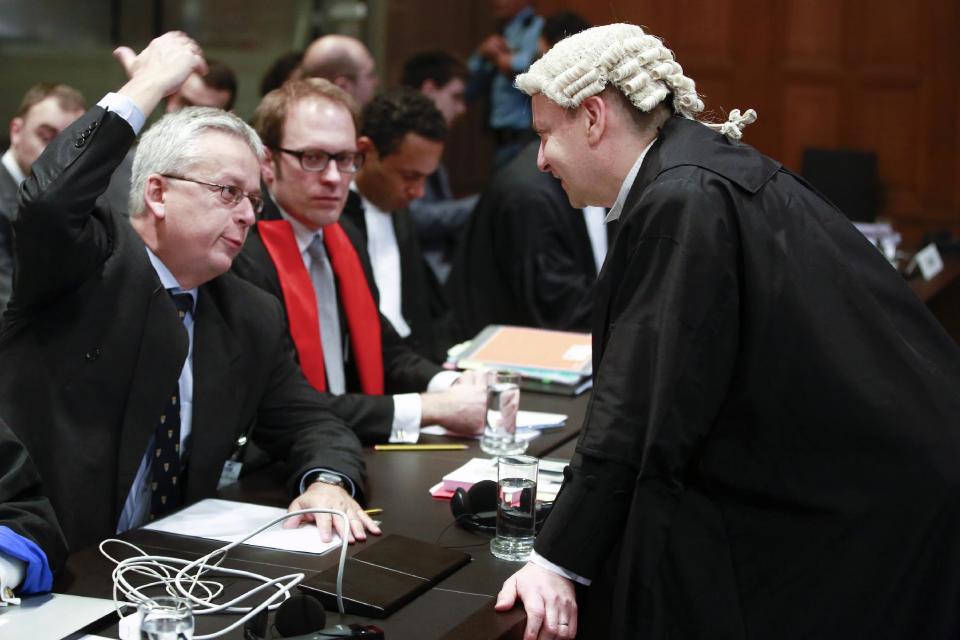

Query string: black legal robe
447 142 600 341
535 116 960 638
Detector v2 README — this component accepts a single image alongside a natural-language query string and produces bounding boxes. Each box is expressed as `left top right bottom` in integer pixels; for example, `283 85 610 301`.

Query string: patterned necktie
306 234 346 394
149 292 193 521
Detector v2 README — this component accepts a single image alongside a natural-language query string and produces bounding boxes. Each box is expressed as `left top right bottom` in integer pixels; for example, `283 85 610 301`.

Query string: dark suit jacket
0 107 365 552
341 191 455 364
447 142 602 340
232 197 443 444
0 415 68 574
0 163 18 314
536 116 960 638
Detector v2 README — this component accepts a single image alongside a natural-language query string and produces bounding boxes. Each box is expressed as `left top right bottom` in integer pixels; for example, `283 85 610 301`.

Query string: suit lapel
186 284 244 501
115 284 189 517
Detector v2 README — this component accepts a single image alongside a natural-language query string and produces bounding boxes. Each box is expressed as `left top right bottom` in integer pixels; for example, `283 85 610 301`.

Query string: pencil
363 508 383 516
373 444 468 451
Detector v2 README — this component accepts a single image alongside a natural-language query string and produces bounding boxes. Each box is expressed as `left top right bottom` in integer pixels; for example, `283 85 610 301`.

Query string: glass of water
139 596 194 640
480 370 527 456
490 455 538 561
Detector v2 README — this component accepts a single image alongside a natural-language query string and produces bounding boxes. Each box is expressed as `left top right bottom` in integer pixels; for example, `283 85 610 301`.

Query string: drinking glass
139 596 194 640
490 455 538 561
480 370 526 456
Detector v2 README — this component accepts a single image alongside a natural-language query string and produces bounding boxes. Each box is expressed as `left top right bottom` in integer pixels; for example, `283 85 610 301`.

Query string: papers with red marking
428 457 567 502
143 498 341 554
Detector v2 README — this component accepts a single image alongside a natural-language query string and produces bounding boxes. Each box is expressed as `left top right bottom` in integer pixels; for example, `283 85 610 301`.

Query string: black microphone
271 594 385 639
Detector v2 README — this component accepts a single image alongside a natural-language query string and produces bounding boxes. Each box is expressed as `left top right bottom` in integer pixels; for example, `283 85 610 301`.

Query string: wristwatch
309 471 346 489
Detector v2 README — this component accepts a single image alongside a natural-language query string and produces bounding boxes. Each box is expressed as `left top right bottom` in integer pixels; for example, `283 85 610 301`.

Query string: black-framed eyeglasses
273 147 365 173
161 174 264 214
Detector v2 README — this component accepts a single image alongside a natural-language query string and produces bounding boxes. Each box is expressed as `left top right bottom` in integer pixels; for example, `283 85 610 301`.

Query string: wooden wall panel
383 0 959 237
784 0 842 71
781 85 840 170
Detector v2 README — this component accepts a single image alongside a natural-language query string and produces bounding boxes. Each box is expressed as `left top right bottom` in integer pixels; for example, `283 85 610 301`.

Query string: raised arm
12 32 206 308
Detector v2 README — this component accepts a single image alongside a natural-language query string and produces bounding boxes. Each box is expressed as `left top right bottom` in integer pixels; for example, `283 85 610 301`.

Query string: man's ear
260 147 276 186
356 136 375 157
333 75 353 94
420 79 439 98
9 117 23 145
143 174 167 220
581 95 608 147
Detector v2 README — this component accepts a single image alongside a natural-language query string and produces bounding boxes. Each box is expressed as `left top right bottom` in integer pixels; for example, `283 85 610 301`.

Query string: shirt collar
1 149 26 185
350 183 388 218
273 198 324 255
145 247 198 306
604 137 657 223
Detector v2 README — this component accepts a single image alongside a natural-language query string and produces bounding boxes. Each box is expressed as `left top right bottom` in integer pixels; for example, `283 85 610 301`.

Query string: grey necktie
306 234 346 394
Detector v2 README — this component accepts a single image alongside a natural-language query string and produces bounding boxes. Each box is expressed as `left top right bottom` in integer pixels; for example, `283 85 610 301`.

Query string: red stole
258 219 384 395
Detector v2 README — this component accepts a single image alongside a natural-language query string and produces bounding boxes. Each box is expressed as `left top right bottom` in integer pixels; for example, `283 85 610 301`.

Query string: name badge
217 460 243 489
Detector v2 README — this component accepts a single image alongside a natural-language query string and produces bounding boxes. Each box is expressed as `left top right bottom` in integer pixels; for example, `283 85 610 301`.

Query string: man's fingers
315 512 335 542
494 575 518 611
358 510 381 535
112 47 137 77
523 600 546 640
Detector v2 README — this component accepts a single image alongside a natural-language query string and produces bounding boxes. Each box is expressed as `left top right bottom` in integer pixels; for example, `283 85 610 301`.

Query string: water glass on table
490 454 539 562
480 370 526 456
139 596 194 640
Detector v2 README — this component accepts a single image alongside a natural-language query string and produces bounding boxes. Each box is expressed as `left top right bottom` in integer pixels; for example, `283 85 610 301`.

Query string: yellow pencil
363 508 383 516
373 444 468 451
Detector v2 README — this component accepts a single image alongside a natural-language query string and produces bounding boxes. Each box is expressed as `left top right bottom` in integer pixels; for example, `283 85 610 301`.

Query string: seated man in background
233 79 486 446
301 35 379 107
0 32 376 552
447 13 604 339
402 50 479 283
346 88 457 364
0 416 68 603
1 83 86 314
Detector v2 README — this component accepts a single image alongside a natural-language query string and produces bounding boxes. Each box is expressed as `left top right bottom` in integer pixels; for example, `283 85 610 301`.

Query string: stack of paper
143 499 341 554
428 457 567 502
420 410 567 439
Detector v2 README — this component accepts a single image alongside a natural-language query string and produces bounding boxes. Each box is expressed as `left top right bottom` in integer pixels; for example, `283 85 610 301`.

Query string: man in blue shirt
467 0 543 167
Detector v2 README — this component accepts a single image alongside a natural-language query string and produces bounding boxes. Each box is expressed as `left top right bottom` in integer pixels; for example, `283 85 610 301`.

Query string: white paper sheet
420 410 567 439
143 499 341 555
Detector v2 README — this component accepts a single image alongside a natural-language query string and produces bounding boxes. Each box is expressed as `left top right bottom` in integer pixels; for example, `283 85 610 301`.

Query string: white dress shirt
275 207 459 443
357 193 412 338
582 206 608 274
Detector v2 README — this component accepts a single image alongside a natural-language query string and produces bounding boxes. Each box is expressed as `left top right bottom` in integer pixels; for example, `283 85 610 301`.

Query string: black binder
298 534 471 618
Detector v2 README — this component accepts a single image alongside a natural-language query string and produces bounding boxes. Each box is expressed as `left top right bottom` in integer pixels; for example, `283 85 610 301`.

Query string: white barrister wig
516 23 757 140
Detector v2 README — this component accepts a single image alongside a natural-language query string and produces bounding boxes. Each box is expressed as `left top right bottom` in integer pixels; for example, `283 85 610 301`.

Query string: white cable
100 508 350 639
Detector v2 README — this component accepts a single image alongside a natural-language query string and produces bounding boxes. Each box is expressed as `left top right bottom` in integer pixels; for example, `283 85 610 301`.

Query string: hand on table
420 381 488 436
496 562 578 640
285 482 381 544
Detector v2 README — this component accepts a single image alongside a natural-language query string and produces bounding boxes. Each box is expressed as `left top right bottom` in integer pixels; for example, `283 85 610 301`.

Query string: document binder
298 534 471 618
455 325 592 395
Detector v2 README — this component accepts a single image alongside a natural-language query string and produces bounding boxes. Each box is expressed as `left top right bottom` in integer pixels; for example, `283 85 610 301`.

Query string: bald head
302 35 379 106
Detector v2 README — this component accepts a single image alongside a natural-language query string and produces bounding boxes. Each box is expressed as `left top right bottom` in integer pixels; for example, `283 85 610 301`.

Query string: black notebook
298 534 471 618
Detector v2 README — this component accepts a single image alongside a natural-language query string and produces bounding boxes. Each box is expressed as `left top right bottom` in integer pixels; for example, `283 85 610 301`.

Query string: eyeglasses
161 174 264 214
273 147 365 173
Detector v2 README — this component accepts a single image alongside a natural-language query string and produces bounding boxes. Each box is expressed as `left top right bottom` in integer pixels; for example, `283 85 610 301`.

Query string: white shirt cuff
529 549 592 586
427 370 461 392
0 551 25 605
389 394 422 443
97 92 147 134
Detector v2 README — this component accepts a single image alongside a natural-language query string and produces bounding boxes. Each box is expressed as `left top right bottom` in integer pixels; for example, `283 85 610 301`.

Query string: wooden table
55 390 590 639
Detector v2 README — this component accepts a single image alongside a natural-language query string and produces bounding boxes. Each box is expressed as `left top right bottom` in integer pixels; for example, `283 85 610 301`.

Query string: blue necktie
149 292 192 521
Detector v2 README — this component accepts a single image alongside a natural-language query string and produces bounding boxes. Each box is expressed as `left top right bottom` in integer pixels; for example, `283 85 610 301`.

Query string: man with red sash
233 79 486 444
